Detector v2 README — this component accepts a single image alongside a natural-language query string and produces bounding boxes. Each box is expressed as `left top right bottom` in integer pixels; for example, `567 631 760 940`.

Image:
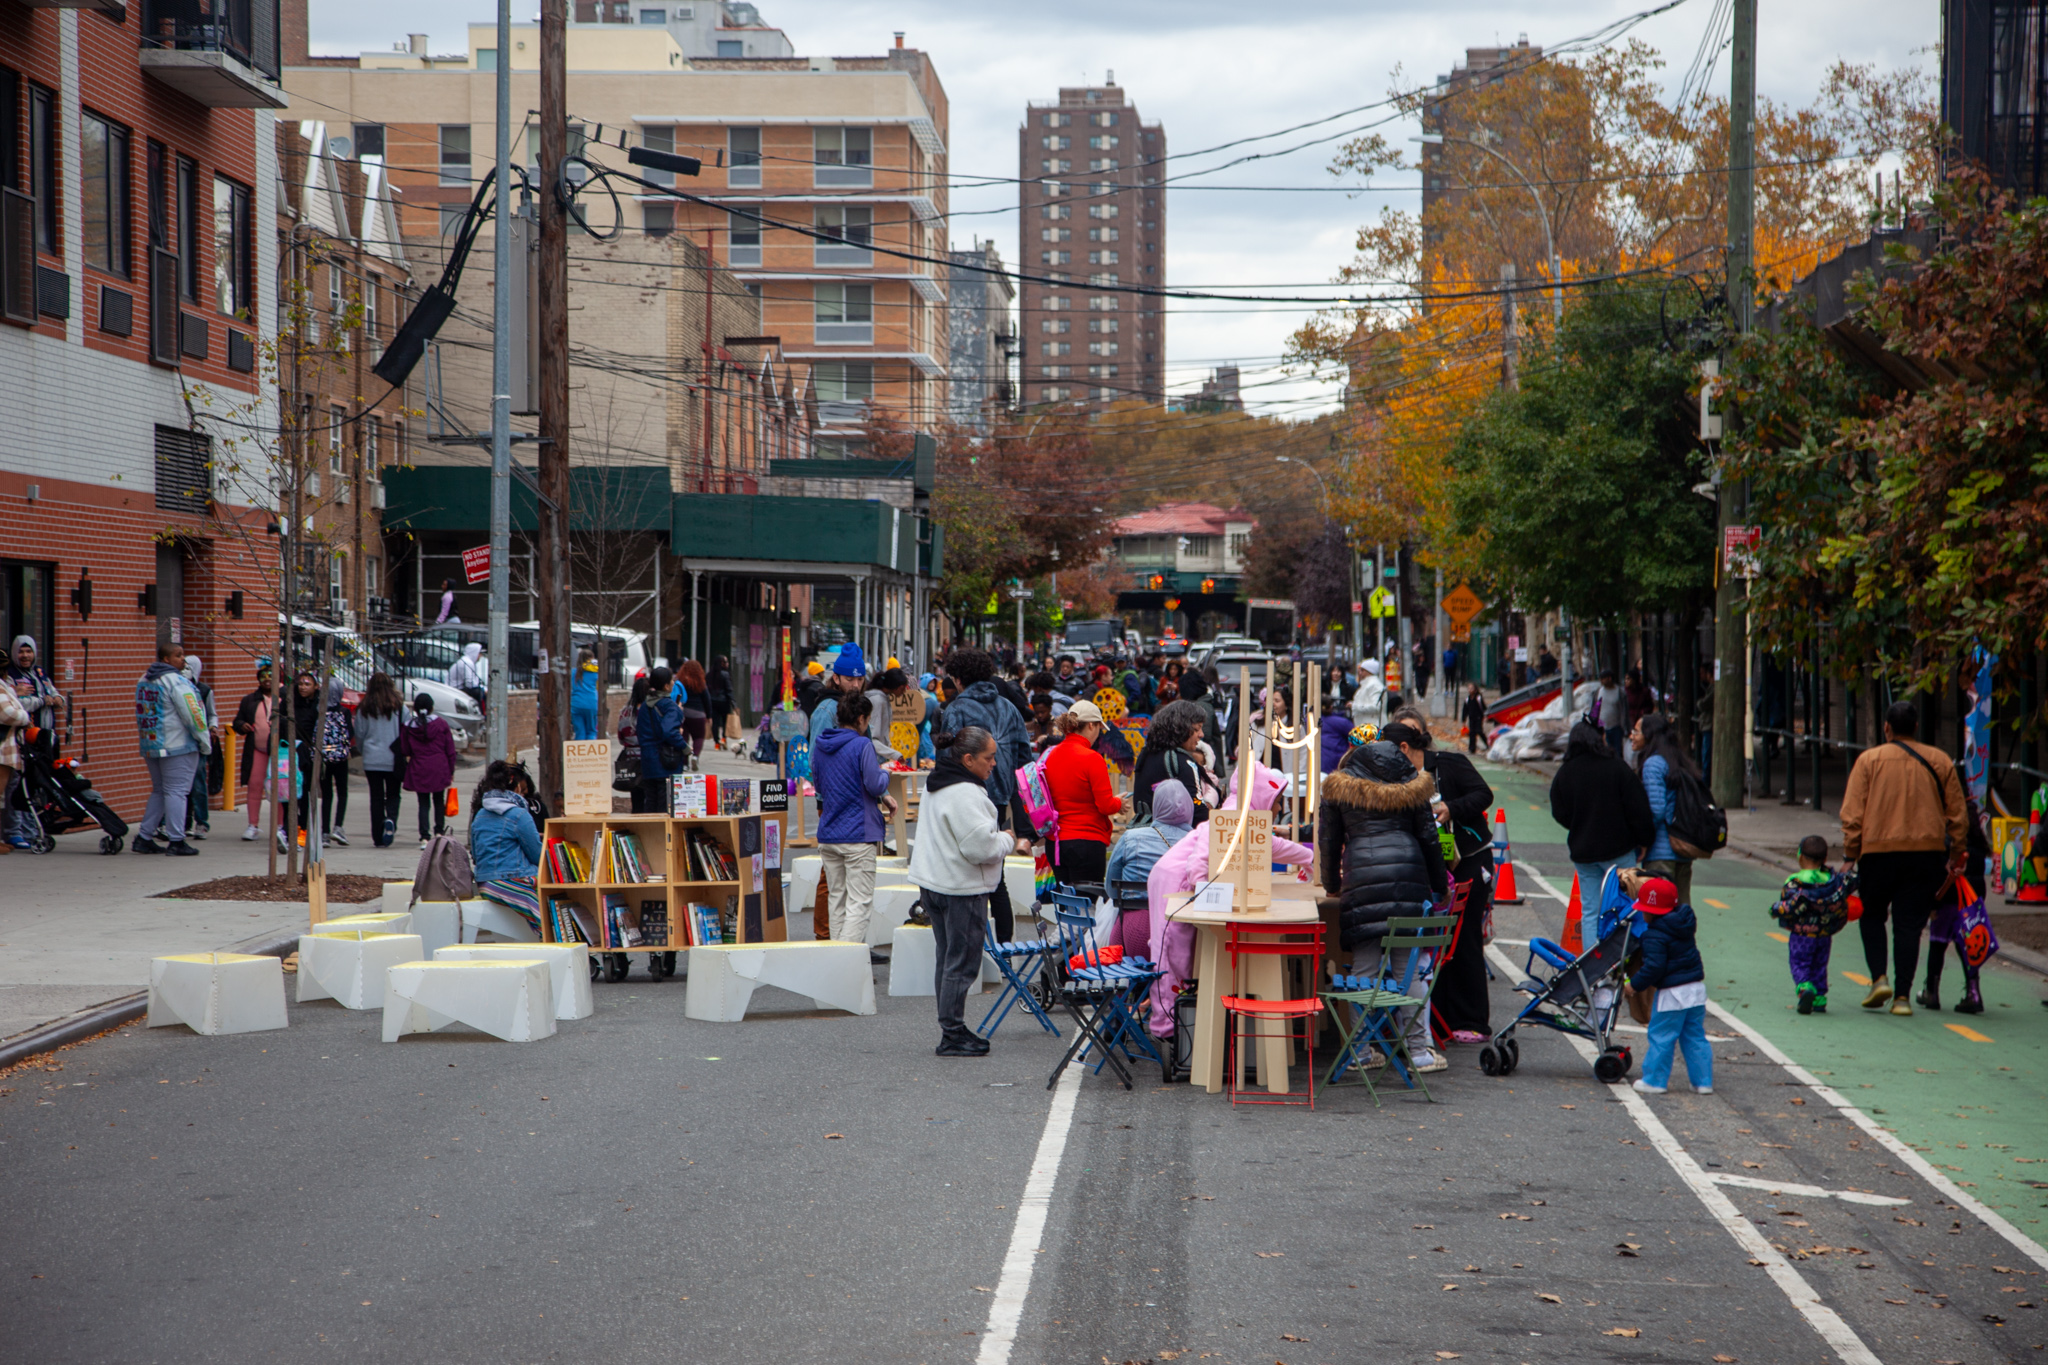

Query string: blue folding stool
976 914 1060 1039
1043 888 1163 1090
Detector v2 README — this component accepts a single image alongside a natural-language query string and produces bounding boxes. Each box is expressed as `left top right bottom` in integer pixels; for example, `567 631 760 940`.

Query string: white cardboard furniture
461 899 540 943
380 881 414 915
867 882 923 947
297 930 424 1010
405 901 462 956
316 911 411 937
380 881 532 948
147 952 288 1035
1002 858 1037 912
786 855 823 912
684 942 877 1021
382 959 556 1042
433 943 593 1020
887 924 1001 997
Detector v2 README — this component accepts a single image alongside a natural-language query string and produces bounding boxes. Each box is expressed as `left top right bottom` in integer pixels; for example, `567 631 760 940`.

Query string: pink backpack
1015 755 1059 844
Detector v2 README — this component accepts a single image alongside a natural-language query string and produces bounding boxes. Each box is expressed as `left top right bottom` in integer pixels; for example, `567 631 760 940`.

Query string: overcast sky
312 0 1939 424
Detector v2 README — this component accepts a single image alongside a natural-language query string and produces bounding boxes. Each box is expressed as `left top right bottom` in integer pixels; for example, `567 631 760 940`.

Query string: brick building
946 236 1014 433
0 0 286 820
1017 77 1166 412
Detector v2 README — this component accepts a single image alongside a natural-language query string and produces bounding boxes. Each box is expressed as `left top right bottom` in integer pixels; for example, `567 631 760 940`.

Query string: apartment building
282 12 950 456
1419 38 1544 245
946 237 1013 433
1017 77 1165 411
569 0 796 60
274 120 413 627
0 0 286 817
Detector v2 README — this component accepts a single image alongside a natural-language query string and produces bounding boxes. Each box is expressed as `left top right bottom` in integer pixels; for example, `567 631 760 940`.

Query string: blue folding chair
976 914 1061 1039
1043 888 1163 1091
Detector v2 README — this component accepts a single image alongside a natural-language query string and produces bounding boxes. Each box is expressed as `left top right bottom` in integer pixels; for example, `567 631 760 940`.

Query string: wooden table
1175 878 1324 1095
885 769 925 859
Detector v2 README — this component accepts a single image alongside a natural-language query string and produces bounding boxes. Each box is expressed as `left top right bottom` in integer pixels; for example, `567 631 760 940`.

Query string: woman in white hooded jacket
908 725 1019 1057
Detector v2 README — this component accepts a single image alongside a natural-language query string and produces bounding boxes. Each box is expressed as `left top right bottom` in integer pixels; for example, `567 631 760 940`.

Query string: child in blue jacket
1629 876 1713 1096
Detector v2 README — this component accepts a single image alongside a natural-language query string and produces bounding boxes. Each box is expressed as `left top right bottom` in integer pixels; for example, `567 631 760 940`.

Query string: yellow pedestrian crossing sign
1368 586 1397 619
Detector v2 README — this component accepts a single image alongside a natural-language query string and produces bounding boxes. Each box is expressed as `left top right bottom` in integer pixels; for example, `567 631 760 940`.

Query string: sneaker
1632 1080 1668 1095
241 825 261 841
131 836 163 854
295 830 306 848
330 829 349 847
276 829 289 853
1915 985 1941 1011
1861 975 1893 1009
164 840 199 857
420 838 431 850
6 835 32 850
935 1035 990 1057
1693 1085 1714 1094
188 826 208 841
1412 1049 1449 1073
1449 1030 1487 1045
1889 998 1914 1017
1797 985 1815 1015
1812 995 1828 1013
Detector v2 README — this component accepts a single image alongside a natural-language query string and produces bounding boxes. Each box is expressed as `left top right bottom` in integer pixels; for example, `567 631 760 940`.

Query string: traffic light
1149 574 1164 591
1200 577 1216 595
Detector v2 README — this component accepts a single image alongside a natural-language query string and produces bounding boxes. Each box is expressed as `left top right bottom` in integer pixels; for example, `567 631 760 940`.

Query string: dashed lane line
1485 942 1883 1365
1944 1023 1993 1043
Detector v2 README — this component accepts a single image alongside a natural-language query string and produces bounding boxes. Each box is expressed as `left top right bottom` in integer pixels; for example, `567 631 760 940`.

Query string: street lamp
1274 455 1332 517
1413 132 1563 327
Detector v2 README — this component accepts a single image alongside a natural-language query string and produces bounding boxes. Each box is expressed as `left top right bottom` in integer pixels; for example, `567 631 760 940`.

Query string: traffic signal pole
1711 0 1755 811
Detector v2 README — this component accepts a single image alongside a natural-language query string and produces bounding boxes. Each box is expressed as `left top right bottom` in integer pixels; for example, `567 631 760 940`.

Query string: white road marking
1705 999 2048 1273
1706 1173 1911 1207
1513 861 1570 904
1485 943 1883 1365
975 1062 1083 1365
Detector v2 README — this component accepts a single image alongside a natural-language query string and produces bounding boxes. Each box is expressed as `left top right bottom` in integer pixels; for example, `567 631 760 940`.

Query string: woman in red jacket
1041 698 1123 887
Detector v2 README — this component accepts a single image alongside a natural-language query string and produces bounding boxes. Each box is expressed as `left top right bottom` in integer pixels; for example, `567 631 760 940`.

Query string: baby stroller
9 742 129 854
1479 869 1642 1081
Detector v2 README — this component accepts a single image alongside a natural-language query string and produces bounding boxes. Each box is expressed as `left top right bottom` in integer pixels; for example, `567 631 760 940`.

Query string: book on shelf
688 902 722 947
602 893 644 949
638 898 669 948
602 830 652 884
671 772 714 817
683 829 738 882
543 837 593 885
548 898 595 946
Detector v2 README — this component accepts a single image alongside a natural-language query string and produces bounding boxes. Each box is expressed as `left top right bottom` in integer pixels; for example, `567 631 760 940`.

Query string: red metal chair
1221 920 1328 1109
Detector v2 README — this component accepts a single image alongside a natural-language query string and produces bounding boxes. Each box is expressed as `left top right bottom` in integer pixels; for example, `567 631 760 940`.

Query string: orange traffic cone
1492 808 1524 905
1562 873 1584 955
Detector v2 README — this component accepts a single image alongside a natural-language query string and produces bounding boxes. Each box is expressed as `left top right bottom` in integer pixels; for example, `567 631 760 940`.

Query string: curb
0 926 303 1071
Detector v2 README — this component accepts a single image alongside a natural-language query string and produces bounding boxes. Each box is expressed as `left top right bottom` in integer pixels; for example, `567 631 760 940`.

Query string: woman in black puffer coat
1317 740 1449 956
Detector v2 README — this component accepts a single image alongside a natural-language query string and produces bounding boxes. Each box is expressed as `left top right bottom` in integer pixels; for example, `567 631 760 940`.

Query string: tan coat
0 676 29 771
1840 738 1967 861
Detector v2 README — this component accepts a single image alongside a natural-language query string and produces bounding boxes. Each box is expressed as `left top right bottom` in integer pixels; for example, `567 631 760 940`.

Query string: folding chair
1043 889 1162 1091
976 912 1060 1039
1221 920 1327 1108
1322 914 1457 1104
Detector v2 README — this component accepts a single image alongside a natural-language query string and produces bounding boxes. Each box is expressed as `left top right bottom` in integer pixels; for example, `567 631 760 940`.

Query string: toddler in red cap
1627 876 1713 1095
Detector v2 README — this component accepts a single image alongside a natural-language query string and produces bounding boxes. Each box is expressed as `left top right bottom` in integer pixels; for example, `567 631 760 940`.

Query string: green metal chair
1322 909 1460 1105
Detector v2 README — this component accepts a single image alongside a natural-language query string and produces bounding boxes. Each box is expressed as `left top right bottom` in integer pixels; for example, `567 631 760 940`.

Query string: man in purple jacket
813 692 895 950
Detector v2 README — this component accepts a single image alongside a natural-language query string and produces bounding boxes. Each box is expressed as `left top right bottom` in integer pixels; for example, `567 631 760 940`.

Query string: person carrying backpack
635 665 691 815
1631 713 1703 905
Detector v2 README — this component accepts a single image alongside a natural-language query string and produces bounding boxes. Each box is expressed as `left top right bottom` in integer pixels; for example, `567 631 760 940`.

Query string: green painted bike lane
1479 760 2048 1241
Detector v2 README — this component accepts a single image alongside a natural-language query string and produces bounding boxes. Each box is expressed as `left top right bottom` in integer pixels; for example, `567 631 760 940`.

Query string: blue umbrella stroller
1479 869 1644 1082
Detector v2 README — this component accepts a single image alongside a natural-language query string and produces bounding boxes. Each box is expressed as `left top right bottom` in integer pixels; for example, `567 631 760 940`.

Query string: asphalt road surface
6 781 2046 1363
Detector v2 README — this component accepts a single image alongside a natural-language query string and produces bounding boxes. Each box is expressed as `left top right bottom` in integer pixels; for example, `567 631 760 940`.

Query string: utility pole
536 0 571 806
1500 262 1519 391
486 0 513 762
1711 0 1756 811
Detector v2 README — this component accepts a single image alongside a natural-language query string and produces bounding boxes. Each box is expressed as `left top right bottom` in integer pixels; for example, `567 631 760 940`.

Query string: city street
5 763 2044 1365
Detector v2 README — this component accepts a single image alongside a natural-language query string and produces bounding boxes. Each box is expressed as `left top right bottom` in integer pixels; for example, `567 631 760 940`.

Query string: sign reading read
561 739 614 816
461 544 491 585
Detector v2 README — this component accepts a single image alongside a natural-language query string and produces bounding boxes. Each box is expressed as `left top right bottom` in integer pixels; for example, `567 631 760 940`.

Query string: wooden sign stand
306 859 328 927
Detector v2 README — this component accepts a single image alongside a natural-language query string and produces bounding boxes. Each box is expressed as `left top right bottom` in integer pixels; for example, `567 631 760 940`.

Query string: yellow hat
806 661 825 676
886 656 900 669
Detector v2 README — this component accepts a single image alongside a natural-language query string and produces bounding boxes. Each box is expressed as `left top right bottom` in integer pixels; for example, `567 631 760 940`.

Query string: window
716 38 743 56
641 125 676 187
1088 295 1117 311
352 123 385 159
476 48 498 71
1088 250 1118 265
1088 340 1118 356
813 282 872 342
814 127 871 186
1040 159 1071 175
1088 226 1119 242
439 125 471 186
1041 250 1070 265
642 202 674 237
1042 386 1070 401
1040 340 1069 357
29 85 55 253
1041 203 1069 219
81 113 131 277
329 405 345 471
212 177 250 317
813 204 871 264
1044 295 1068 310
176 157 200 302
1087 317 1118 333
640 7 667 21
1088 135 1118 149
327 262 342 321
728 127 761 187
392 419 406 466
153 425 212 512
727 208 760 266
1096 112 1118 127
363 275 378 340
1039 318 1069 333
812 360 873 401
1087 203 1118 219
1044 181 1063 197
365 415 380 466
0 67 17 193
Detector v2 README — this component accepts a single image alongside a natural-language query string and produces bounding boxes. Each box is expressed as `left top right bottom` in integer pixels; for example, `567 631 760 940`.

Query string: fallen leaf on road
972 1286 992 1293
1994 1266 2016 1273
1714 1355 1737 1362
1741 1161 1762 1169
1281 1334 1308 1342
824 1133 844 1140
1528 1199 1546 1206
1603 1327 1640 1338
1442 1283 1459 1291
1537 1293 1561 1304
360 1301 372 1307
1256 1252 1285 1258
1747 1259 1767 1266
1412 1224 1434 1230
1435 1354 1461 1360
1884 1299 1907 1305
1560 1104 1575 1109
1616 1243 1641 1257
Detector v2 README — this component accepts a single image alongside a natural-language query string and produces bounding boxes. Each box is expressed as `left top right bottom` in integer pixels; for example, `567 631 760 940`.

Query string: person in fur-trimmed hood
1317 739 1449 955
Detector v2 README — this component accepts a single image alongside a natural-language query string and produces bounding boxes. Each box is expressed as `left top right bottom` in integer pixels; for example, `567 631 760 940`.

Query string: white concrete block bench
433 943 592 1020
382 959 556 1042
147 952 288 1035
684 942 877 1021
297 930 423 1010
316 911 411 937
379 882 517 951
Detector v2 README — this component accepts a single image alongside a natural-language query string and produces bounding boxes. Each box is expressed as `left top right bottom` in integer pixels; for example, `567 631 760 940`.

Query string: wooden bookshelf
537 810 788 980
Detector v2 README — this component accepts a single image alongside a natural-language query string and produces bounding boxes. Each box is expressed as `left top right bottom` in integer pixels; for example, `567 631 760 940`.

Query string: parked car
286 618 485 742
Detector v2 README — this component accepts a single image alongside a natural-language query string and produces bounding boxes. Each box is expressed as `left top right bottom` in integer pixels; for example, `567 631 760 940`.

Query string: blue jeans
1571 855 1631 939
571 705 599 741
1641 1003 1713 1089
